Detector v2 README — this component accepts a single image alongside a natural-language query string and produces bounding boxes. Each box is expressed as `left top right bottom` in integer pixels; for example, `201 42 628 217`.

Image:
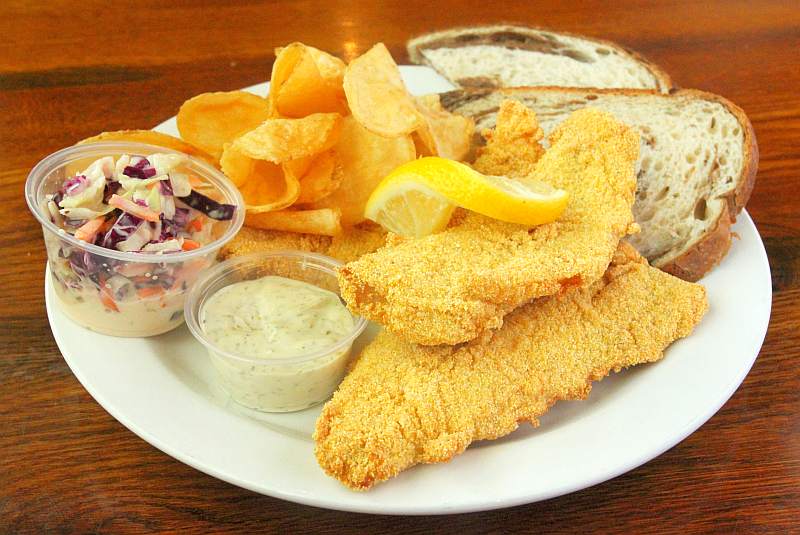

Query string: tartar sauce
200 276 353 357
199 276 357 412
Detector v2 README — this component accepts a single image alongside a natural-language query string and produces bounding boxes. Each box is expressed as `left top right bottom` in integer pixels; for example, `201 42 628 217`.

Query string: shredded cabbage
116 222 153 252
149 153 187 176
168 172 192 197
54 152 233 256
178 190 236 221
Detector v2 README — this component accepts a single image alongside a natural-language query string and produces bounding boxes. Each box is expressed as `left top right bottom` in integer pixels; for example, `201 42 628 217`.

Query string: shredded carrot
188 174 204 188
108 194 160 222
99 286 120 312
99 217 116 234
75 217 106 242
182 239 201 251
137 286 165 299
188 217 203 232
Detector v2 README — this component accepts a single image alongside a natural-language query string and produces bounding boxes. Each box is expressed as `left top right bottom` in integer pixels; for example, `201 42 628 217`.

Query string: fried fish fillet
338 101 641 345
220 223 386 263
314 244 707 490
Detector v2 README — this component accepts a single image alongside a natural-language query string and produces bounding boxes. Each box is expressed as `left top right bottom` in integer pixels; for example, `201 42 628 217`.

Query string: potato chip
232 113 342 163
268 43 306 116
177 91 269 160
412 94 475 161
290 151 340 204
276 49 347 117
343 43 421 137
78 130 216 166
411 132 433 158
220 144 299 212
246 208 342 236
306 46 346 80
282 152 317 180
311 115 416 225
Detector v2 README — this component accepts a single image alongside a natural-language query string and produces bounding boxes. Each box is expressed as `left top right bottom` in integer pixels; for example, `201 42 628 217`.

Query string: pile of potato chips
80 43 474 236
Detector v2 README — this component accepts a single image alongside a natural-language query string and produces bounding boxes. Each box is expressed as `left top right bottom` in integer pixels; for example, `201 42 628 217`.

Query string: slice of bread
408 25 672 93
440 87 758 281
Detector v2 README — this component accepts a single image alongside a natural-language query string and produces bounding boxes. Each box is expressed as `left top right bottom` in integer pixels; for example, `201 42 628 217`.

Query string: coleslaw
41 151 239 336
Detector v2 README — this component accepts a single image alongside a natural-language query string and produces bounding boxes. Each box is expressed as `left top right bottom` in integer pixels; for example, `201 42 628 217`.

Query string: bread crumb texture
338 101 640 345
315 242 707 489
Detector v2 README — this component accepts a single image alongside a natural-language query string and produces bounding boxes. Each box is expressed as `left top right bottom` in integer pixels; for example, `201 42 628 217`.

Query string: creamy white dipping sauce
53 279 185 337
199 276 356 412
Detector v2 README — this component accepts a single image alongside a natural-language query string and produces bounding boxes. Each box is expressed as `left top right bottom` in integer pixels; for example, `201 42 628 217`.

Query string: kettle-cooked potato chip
269 43 348 118
268 43 305 116
343 43 421 138
232 113 342 163
278 50 347 118
290 150 340 204
306 46 346 80
282 152 317 181
245 207 342 236
220 144 299 213
311 115 415 225
412 94 474 161
177 91 269 161
78 130 217 166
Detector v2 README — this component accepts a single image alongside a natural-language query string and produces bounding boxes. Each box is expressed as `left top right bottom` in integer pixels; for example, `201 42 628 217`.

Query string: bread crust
440 86 759 281
657 93 757 280
407 24 673 93
660 202 733 282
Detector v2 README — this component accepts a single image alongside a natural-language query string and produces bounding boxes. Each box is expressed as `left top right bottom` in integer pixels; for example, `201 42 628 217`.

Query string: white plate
47 66 772 515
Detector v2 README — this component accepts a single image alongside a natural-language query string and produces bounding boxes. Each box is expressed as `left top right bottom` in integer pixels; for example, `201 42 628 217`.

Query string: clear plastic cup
184 251 368 413
26 141 245 337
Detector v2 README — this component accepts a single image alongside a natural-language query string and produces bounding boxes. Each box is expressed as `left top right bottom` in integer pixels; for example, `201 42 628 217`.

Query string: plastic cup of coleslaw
26 141 245 337
184 251 368 413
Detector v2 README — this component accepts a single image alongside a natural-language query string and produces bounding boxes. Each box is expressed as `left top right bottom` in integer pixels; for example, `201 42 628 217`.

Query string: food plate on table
46 65 771 515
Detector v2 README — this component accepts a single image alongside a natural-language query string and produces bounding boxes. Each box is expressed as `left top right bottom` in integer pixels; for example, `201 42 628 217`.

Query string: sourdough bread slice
440 87 758 281
408 25 672 93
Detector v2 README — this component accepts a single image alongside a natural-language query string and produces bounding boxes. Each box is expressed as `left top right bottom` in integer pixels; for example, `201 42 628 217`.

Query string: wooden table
2 1 798 532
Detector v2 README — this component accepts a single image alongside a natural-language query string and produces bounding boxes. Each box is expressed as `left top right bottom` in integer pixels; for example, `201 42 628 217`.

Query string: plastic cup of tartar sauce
184 251 368 412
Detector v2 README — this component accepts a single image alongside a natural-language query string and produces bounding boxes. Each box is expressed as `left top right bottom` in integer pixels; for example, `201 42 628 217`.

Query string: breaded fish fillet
220 223 386 263
315 244 707 490
339 102 641 345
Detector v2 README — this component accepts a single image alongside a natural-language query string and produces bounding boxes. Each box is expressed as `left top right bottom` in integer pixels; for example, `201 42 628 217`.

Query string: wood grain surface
2 0 798 532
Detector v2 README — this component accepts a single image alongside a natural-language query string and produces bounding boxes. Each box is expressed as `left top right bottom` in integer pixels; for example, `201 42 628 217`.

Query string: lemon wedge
364 157 569 237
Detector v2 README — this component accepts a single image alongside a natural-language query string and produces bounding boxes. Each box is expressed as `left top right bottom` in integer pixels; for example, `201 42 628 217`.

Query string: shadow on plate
148 323 659 449
148 324 327 441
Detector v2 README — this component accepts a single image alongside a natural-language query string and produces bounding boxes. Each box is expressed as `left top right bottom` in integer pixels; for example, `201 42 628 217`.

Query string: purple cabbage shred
123 157 156 179
123 166 157 179
172 207 191 227
101 212 144 250
159 179 174 196
102 181 122 203
157 274 176 289
63 175 88 196
68 250 103 282
159 217 181 241
178 190 235 221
